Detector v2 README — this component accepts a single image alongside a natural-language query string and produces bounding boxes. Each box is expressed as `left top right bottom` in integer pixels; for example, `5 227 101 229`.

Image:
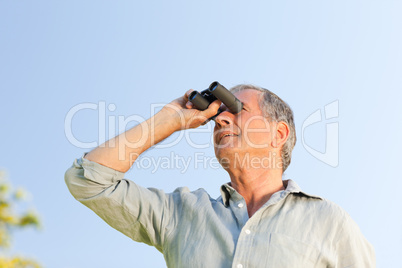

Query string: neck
226 165 285 217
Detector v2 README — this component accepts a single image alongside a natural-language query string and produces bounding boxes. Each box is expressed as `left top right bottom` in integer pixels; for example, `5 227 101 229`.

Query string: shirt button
245 229 251 235
238 203 244 208
237 264 243 268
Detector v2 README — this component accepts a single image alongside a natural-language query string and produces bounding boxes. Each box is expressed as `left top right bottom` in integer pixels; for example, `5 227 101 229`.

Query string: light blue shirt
65 156 375 268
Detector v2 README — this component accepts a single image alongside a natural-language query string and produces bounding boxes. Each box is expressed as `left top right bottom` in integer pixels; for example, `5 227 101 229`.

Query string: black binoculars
189 82 243 120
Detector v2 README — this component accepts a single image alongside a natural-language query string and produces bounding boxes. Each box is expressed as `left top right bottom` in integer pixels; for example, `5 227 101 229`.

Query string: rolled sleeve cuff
77 153 125 184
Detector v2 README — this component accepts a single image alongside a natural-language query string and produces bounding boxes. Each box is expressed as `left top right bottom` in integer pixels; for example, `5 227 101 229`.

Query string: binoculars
189 82 243 119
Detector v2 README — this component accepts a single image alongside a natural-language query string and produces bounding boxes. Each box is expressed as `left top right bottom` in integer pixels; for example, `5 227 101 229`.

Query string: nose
214 111 234 128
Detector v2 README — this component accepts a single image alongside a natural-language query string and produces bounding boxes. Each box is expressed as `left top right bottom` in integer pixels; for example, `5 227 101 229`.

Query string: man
65 84 375 267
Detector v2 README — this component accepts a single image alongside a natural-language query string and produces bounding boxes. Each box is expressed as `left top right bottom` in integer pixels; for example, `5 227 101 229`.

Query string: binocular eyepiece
189 82 243 116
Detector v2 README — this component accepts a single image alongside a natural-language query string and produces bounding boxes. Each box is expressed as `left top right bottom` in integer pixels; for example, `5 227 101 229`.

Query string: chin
215 146 239 159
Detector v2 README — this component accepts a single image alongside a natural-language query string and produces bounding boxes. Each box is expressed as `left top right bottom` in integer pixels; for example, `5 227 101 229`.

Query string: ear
271 121 290 149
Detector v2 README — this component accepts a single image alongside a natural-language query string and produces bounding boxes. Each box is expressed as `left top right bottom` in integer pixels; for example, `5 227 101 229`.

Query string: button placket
230 190 289 268
229 198 248 228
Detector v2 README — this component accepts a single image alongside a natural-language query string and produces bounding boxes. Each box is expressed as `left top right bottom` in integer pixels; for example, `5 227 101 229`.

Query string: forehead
233 89 262 106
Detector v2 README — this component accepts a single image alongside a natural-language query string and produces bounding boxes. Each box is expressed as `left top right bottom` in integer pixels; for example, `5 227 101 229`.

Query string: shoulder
303 198 376 266
284 188 359 241
284 179 351 222
313 196 350 219
291 192 352 222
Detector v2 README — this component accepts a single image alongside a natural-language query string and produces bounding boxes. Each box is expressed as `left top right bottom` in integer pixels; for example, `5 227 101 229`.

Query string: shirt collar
219 179 322 207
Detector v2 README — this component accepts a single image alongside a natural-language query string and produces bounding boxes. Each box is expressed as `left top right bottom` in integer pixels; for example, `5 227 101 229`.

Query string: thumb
198 100 222 126
202 100 222 118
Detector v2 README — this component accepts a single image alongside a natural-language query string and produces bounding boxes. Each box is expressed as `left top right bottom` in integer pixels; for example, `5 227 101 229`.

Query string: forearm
85 108 180 173
84 89 221 173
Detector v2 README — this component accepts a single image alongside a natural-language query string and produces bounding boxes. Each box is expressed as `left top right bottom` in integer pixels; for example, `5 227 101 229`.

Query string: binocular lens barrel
189 91 210 111
188 81 243 115
208 82 243 113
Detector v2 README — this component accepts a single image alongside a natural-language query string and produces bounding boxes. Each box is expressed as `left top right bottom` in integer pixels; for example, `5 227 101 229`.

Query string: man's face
213 89 276 164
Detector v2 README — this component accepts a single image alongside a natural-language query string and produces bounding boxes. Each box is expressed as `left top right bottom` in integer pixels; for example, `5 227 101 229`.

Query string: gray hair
230 84 296 172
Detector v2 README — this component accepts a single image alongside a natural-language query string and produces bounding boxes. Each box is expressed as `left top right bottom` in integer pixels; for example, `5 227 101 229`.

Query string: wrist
156 107 183 132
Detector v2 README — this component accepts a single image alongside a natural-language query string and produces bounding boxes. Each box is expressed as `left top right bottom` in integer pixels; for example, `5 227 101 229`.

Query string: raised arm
84 90 221 172
64 89 221 250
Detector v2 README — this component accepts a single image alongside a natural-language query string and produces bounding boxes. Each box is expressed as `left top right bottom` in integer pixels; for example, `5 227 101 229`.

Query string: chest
163 200 335 268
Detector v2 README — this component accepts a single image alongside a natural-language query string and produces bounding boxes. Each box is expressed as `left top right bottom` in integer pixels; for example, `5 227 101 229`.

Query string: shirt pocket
267 233 325 268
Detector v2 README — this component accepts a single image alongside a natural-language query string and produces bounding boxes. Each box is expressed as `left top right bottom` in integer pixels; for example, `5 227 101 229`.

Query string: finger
186 101 193 109
202 99 222 118
207 99 222 113
184 89 194 101
200 100 221 125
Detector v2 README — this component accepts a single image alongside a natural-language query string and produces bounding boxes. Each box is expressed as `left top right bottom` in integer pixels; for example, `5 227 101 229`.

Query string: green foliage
0 170 41 268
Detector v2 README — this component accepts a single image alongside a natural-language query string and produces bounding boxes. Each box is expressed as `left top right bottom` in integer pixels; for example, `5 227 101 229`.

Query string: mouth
217 131 239 144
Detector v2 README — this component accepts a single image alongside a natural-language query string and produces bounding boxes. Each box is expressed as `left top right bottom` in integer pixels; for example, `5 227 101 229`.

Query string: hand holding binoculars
189 81 243 121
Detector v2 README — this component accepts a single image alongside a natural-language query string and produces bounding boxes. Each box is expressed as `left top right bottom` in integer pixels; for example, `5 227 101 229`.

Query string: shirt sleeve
64 156 177 252
335 212 376 267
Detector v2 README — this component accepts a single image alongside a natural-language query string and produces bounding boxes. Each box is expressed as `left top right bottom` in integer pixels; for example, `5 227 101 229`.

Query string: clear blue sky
1 1 401 267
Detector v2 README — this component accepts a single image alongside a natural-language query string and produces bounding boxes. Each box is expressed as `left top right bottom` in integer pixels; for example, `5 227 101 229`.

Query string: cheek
241 120 272 148
243 132 270 148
